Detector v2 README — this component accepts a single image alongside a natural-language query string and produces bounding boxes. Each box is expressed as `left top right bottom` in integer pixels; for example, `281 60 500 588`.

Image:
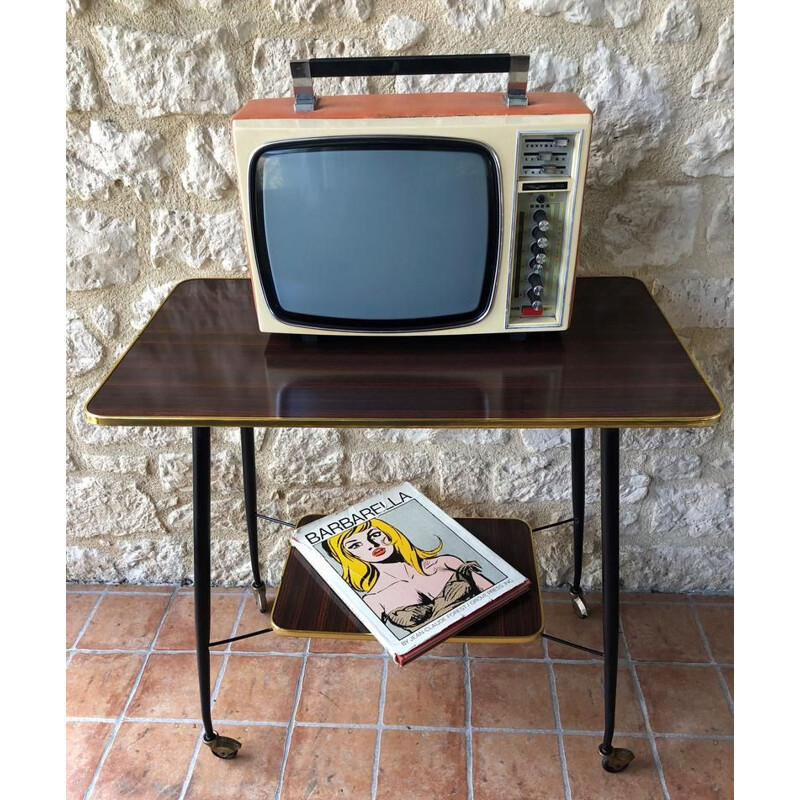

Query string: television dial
528 260 544 273
536 236 549 249
536 220 551 232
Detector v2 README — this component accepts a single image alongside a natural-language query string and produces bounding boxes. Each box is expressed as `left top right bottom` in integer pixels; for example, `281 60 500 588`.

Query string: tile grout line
65 646 734 669
67 586 108 668
618 621 671 800
177 589 249 800
369 653 389 800
273 636 310 800
82 585 180 800
463 644 474 800
688 598 734 716
65 714 734 740
543 636 572 800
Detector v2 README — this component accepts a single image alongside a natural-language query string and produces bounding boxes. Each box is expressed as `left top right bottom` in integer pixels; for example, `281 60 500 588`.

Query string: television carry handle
290 54 530 113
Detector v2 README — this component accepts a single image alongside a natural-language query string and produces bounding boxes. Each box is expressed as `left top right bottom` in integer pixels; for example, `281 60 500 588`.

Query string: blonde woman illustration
322 518 494 632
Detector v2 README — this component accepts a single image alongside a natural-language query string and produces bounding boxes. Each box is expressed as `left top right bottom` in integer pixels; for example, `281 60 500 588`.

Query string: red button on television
521 306 543 316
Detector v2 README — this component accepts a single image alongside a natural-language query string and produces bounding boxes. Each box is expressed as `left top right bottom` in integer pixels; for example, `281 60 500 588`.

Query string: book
289 482 531 666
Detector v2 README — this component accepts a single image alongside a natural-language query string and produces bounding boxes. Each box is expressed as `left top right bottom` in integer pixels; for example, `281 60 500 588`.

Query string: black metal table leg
598 428 633 772
241 427 269 613
193 427 241 760
569 428 589 618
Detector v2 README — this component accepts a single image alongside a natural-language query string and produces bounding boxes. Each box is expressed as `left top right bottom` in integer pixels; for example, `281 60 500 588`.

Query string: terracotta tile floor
66 586 733 800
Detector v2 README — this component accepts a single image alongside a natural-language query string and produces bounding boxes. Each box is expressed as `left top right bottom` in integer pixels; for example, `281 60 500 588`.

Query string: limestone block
67 0 89 16
165 496 246 537
619 544 733 592
584 463 651 504
519 0 604 26
653 273 734 328
158 453 193 492
150 210 246 271
396 72 504 94
440 0 504 33
67 476 166 537
438 452 492 503
581 44 671 186
85 454 149 474
430 430 511 445
351 451 433 485
181 126 236 200
94 26 240 117
270 0 372 22
362 429 434 444
252 38 369 98
519 0 642 27
646 454 702 480
603 0 643 28
683 113 734 177
622 427 715 450
707 183 734 254
67 448 79 473
66 539 186 585
379 15 426 52
268 428 346 486
521 429 570 451
180 0 229 8
691 18 733 99
112 0 156 10
652 1 701 44
66 310 103 377
66 209 138 291
90 305 119 339
494 456 571 503
529 47 579 92
602 181 701 266
67 119 171 201
131 283 175 330
66 44 101 111
651 484 733 538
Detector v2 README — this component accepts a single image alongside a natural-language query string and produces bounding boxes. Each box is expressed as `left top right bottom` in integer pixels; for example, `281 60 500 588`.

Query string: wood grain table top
86 277 722 429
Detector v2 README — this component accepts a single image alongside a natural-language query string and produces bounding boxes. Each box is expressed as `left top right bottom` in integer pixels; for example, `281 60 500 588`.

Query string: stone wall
66 0 734 591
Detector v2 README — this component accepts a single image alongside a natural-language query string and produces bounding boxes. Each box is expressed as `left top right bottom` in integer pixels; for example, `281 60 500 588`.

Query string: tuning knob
535 236 549 249
528 273 543 289
535 219 551 232
525 293 544 311
528 259 544 273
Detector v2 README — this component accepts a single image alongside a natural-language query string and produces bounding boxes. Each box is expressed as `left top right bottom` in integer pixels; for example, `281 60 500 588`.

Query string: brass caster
252 583 270 614
203 733 242 760
570 588 590 619
598 745 634 773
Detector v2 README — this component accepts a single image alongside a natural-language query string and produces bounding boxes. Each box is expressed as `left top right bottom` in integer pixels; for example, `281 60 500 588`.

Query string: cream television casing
232 91 592 336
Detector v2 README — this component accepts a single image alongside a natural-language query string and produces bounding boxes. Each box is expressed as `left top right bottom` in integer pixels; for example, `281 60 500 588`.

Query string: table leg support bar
569 428 589 618
598 428 634 773
193 427 242 760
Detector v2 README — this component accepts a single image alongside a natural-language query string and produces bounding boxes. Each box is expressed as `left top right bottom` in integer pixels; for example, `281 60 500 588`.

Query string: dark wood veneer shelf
271 517 543 642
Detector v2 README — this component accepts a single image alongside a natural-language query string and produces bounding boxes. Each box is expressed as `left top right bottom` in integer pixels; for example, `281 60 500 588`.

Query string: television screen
250 137 500 331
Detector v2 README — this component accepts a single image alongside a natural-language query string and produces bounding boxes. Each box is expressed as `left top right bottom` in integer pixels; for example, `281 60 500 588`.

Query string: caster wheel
599 746 634 773
252 583 270 614
204 733 242 759
570 589 590 619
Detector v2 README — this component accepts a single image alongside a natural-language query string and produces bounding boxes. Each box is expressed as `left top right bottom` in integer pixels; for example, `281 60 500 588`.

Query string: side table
85 276 722 772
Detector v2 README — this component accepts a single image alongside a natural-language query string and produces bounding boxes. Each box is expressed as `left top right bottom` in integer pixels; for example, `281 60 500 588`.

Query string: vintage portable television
232 55 592 336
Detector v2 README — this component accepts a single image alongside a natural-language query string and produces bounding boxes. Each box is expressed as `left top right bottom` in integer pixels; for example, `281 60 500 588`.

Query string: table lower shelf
271 516 543 644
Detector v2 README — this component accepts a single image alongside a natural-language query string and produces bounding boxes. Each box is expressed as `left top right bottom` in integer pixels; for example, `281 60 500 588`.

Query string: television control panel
507 132 583 328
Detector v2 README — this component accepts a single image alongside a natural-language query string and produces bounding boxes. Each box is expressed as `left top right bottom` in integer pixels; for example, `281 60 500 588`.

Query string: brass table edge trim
84 410 723 429
270 517 546 646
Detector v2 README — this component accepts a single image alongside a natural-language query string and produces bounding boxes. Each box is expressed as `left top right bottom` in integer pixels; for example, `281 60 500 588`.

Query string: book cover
289 482 531 665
